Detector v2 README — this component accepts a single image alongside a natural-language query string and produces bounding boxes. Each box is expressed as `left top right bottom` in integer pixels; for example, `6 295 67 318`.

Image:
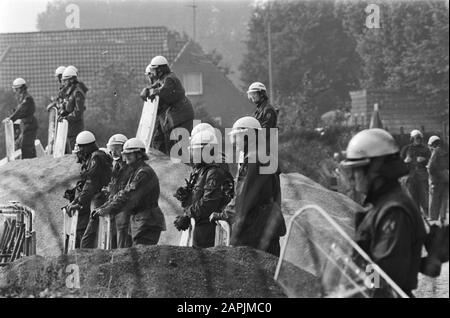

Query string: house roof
0 26 186 106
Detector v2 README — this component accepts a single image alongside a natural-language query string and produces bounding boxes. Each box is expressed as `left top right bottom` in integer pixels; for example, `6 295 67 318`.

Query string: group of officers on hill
3 54 448 298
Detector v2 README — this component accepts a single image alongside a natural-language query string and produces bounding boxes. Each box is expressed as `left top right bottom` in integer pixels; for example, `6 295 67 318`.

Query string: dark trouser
74 228 86 249
152 118 193 155
130 212 162 246
429 182 449 222
21 127 37 159
406 174 429 217
65 135 77 154
265 238 281 257
193 222 216 248
80 217 99 248
116 211 132 248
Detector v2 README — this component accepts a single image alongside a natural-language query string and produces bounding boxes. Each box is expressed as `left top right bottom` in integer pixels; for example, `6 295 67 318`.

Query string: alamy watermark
65 4 80 29
365 4 381 29
167 125 279 175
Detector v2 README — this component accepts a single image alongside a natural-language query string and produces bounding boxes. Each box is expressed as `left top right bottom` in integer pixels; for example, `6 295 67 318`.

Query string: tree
240 0 361 114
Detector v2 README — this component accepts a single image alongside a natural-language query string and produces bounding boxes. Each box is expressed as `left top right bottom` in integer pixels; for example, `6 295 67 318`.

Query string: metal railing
0 202 36 266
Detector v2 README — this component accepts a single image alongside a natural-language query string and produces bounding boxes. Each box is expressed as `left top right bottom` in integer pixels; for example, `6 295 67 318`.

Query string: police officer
400 129 431 218
3 78 38 159
341 128 426 297
106 133 133 248
211 116 286 256
247 82 278 132
92 138 166 246
65 131 112 248
140 56 194 155
427 136 449 225
173 129 234 248
59 66 89 153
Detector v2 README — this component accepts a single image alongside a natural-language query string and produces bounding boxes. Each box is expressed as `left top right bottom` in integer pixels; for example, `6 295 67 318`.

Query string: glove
140 87 150 101
90 208 103 220
149 88 160 102
174 215 191 231
404 156 412 164
2 117 10 124
63 188 76 202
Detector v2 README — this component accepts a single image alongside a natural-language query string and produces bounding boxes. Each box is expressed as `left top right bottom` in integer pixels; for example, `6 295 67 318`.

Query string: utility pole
267 0 274 104
187 0 197 42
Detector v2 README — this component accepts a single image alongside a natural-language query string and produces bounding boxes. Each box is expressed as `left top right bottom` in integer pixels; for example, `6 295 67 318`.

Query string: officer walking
341 128 426 297
427 136 449 225
400 129 431 218
58 66 89 153
173 129 234 248
140 56 194 155
3 78 38 159
211 116 286 256
65 131 112 248
92 138 166 246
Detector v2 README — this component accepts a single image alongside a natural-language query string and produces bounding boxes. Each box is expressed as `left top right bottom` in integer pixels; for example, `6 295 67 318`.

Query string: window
183 73 203 96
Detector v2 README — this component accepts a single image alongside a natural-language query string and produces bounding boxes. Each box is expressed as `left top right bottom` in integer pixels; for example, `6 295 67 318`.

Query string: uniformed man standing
92 138 166 246
106 133 133 248
3 78 38 159
65 131 112 248
140 56 194 155
400 129 431 218
59 66 89 153
173 129 234 248
341 128 427 297
427 136 449 225
211 116 286 256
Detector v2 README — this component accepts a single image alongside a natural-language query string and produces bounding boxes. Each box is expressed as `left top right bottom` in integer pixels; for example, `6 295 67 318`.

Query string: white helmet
66 65 78 75
247 82 266 94
107 134 128 147
150 55 168 68
12 78 26 89
428 135 441 146
228 116 262 136
190 130 218 149
55 66 66 77
410 129 423 139
122 138 146 154
191 123 215 137
341 128 399 168
75 131 96 145
62 67 78 80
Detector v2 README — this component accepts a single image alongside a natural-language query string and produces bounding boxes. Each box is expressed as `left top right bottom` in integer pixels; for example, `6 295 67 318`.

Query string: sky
0 0 256 33
0 0 50 33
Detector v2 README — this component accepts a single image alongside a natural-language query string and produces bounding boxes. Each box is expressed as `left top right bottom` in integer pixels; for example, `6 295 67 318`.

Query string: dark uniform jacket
355 181 426 295
400 143 431 179
427 147 449 185
108 158 132 197
224 152 286 250
73 149 112 230
153 72 194 130
253 98 278 130
185 163 232 225
60 81 88 137
100 160 166 231
10 92 38 133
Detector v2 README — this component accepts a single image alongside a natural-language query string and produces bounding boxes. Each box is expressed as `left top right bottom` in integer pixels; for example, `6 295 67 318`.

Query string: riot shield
274 202 409 298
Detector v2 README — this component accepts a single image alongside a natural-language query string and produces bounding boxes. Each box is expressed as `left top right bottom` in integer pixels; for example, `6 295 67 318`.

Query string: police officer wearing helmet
59 66 89 153
427 135 449 225
247 82 278 132
400 129 431 218
2 78 38 159
62 131 112 248
105 133 133 248
92 138 166 245
341 128 426 297
140 56 194 155
211 116 286 256
173 129 234 248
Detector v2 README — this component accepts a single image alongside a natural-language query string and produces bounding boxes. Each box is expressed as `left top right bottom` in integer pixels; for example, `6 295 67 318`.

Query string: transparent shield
274 202 409 298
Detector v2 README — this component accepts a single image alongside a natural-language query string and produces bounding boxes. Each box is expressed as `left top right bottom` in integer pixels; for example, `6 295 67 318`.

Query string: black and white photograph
0 0 448 301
